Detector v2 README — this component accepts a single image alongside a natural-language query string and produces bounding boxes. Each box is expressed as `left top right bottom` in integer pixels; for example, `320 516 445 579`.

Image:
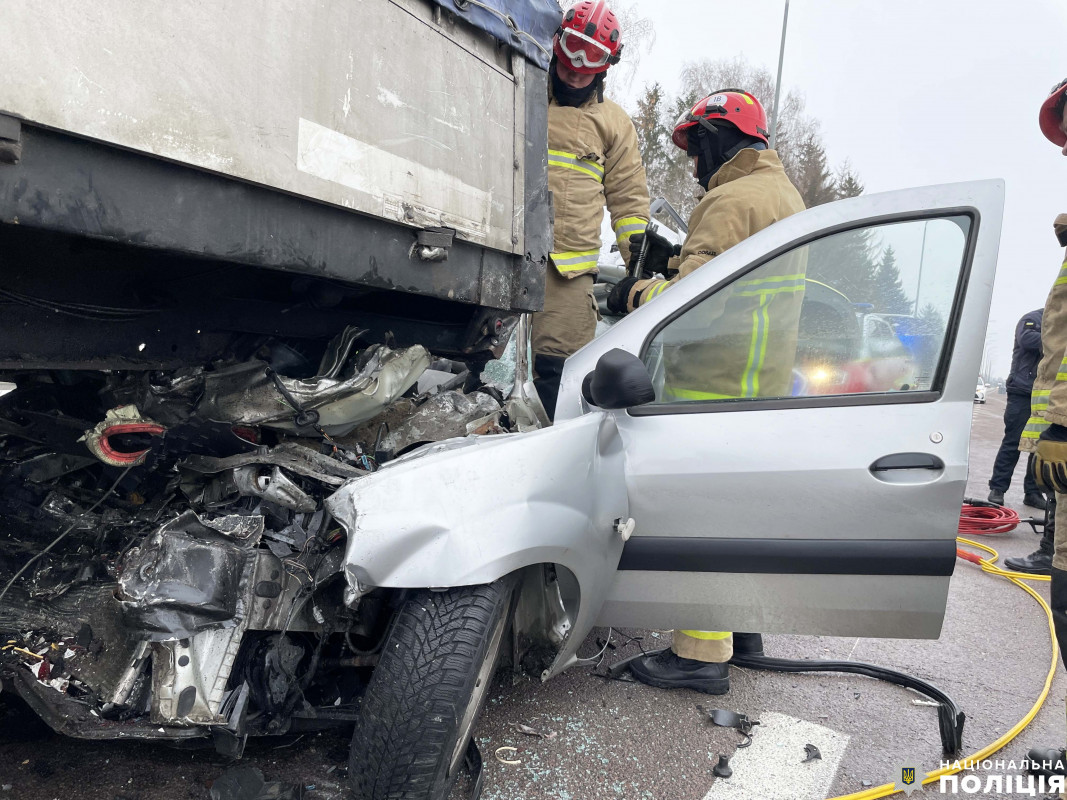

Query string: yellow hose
826 537 1057 800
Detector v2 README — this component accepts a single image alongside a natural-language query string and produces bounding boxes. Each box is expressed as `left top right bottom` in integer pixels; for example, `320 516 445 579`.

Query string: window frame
630 208 980 417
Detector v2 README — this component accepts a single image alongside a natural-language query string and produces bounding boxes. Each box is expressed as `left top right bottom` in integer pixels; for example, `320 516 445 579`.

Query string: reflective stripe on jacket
628 149 803 308
626 149 807 401
1021 255 1067 452
547 88 650 279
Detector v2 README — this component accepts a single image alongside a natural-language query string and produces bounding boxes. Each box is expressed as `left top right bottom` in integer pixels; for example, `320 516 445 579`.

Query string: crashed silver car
0 171 1002 799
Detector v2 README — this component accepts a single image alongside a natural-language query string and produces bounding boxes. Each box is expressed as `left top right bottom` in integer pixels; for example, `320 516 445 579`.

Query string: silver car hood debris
377 390 503 457
117 511 264 642
325 411 628 678
200 335 431 436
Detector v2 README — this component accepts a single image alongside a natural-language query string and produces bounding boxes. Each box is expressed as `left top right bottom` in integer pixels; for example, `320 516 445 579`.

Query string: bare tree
678 57 811 192
604 1 655 95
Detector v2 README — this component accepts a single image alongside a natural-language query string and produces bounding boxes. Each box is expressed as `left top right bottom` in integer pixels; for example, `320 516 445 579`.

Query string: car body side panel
325 412 627 678
597 573 949 638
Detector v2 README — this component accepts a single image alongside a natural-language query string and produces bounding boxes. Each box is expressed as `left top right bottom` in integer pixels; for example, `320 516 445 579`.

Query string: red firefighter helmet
1039 78 1067 147
554 1 623 75
671 90 770 151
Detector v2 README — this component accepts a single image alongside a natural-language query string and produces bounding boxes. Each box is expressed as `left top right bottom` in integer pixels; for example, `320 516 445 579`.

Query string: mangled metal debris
80 405 166 467
377 390 502 458
0 317 544 749
117 511 263 641
200 329 432 436
702 706 761 748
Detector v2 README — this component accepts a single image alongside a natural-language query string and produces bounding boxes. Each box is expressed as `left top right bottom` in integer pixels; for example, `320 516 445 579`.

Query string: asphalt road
1 392 1063 800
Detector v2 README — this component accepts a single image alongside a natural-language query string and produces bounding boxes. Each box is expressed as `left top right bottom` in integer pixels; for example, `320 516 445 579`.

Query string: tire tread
348 582 510 800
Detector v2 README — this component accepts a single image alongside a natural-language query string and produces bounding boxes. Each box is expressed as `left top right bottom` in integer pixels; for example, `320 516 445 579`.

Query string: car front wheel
348 579 514 800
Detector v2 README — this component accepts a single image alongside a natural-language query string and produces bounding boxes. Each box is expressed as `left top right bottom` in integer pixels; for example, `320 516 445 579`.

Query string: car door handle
869 453 945 472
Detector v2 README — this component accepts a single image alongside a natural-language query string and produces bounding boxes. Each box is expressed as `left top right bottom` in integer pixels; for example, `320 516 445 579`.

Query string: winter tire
348 579 514 800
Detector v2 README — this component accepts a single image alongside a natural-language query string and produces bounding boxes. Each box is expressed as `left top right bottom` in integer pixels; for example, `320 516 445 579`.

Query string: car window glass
643 216 971 404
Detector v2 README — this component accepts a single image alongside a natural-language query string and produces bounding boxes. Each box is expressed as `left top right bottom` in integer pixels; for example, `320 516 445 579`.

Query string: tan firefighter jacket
628 148 807 400
548 87 650 279
1020 213 1067 452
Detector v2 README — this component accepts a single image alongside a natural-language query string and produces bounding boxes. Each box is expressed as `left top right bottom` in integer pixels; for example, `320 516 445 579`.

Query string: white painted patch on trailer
701 712 850 800
376 87 405 108
296 118 490 239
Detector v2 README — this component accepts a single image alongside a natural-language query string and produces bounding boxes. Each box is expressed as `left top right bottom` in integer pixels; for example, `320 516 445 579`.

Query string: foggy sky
613 0 1066 378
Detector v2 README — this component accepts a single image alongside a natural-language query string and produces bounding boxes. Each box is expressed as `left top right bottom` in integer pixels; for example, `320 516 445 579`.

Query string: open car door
557 180 1003 639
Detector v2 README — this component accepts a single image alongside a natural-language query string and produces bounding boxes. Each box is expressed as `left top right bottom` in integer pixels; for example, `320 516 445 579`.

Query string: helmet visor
557 29 612 69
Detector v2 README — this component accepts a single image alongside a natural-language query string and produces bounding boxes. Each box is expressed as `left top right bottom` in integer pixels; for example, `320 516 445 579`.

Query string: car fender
324 411 628 678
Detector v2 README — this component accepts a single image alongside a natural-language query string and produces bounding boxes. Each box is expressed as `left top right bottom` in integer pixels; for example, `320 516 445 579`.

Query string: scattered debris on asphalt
513 722 557 740
209 765 305 800
494 746 521 766
802 743 822 763
712 754 732 779
700 706 761 748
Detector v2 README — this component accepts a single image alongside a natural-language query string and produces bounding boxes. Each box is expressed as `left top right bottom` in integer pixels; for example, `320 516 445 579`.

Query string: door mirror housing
581 349 655 410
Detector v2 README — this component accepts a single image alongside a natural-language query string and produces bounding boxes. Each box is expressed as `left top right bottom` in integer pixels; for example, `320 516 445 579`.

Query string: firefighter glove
607 277 639 315
1033 423 1067 493
628 229 679 277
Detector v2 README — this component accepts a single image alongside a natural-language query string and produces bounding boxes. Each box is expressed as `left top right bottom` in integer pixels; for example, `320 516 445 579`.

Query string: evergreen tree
872 246 912 314
631 83 673 203
835 162 865 200
917 302 947 335
799 160 875 305
806 227 878 305
792 130 837 208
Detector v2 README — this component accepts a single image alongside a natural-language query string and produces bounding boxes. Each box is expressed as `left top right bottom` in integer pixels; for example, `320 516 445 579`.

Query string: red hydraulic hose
958 502 1020 535
957 502 1020 562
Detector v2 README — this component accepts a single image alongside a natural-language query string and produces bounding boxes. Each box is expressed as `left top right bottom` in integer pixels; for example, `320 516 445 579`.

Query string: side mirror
581 349 655 410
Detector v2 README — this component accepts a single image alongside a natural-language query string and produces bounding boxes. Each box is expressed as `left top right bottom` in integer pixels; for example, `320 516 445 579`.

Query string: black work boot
731 632 764 657
1024 492 1049 510
1004 542 1053 574
987 489 1005 505
628 649 730 695
1007 504 1056 574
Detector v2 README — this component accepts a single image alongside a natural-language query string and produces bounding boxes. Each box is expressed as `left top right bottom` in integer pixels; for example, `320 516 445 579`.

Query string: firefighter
1023 77 1067 782
607 89 806 694
532 0 650 419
